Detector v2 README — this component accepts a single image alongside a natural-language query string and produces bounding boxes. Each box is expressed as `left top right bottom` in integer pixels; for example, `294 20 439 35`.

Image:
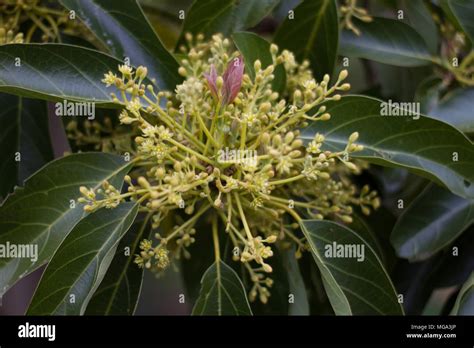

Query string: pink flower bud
203 56 244 105
222 56 244 104
204 64 218 99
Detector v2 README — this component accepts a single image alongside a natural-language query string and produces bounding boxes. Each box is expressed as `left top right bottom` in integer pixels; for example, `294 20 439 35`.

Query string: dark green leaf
282 247 309 315
301 95 474 199
339 18 432 67
61 0 182 91
180 214 214 304
451 272 474 315
414 76 443 114
350 214 385 263
192 260 252 315
274 0 338 80
85 215 150 315
0 94 54 198
401 0 439 54
232 31 286 94
177 0 279 46
391 183 474 260
431 227 474 289
0 44 125 105
300 220 403 315
430 88 474 134
448 0 474 45
0 153 132 295
27 203 139 315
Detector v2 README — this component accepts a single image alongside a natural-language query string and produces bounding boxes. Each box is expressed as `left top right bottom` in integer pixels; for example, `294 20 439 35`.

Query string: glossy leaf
232 31 286 94
430 88 474 133
0 153 132 295
300 220 403 315
339 18 432 67
192 260 252 315
448 0 474 45
414 76 443 114
301 95 474 199
391 183 474 260
0 44 124 105
27 203 139 315
401 0 439 54
350 214 385 263
85 216 150 315
177 0 279 46
282 247 309 315
61 0 182 91
274 0 339 80
0 94 53 198
451 272 474 315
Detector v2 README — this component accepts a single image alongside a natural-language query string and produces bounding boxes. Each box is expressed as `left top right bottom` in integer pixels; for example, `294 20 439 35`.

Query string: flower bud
270 43 278 55
138 176 150 188
320 113 331 121
349 132 359 143
261 132 271 145
259 102 271 113
136 66 148 79
338 69 348 81
340 83 351 91
266 235 277 243
216 76 224 89
178 67 187 76
254 59 262 72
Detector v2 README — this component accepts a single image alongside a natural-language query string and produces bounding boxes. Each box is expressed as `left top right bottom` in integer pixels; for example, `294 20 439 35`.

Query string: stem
205 102 221 155
163 203 210 242
212 215 220 262
27 12 54 39
268 200 302 222
167 138 214 165
196 111 219 148
270 174 305 186
233 193 253 241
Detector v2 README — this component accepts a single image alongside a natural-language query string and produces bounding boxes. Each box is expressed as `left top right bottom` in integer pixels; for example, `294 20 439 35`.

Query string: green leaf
27 203 139 315
281 247 309 315
232 31 286 94
451 272 474 315
430 88 474 134
391 183 474 260
401 0 439 54
177 0 279 46
85 215 150 315
274 0 338 80
0 94 54 198
192 260 252 315
350 214 385 263
0 44 125 105
448 0 474 45
339 18 432 67
414 76 443 114
301 95 474 199
60 0 182 91
300 220 403 315
0 153 132 295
